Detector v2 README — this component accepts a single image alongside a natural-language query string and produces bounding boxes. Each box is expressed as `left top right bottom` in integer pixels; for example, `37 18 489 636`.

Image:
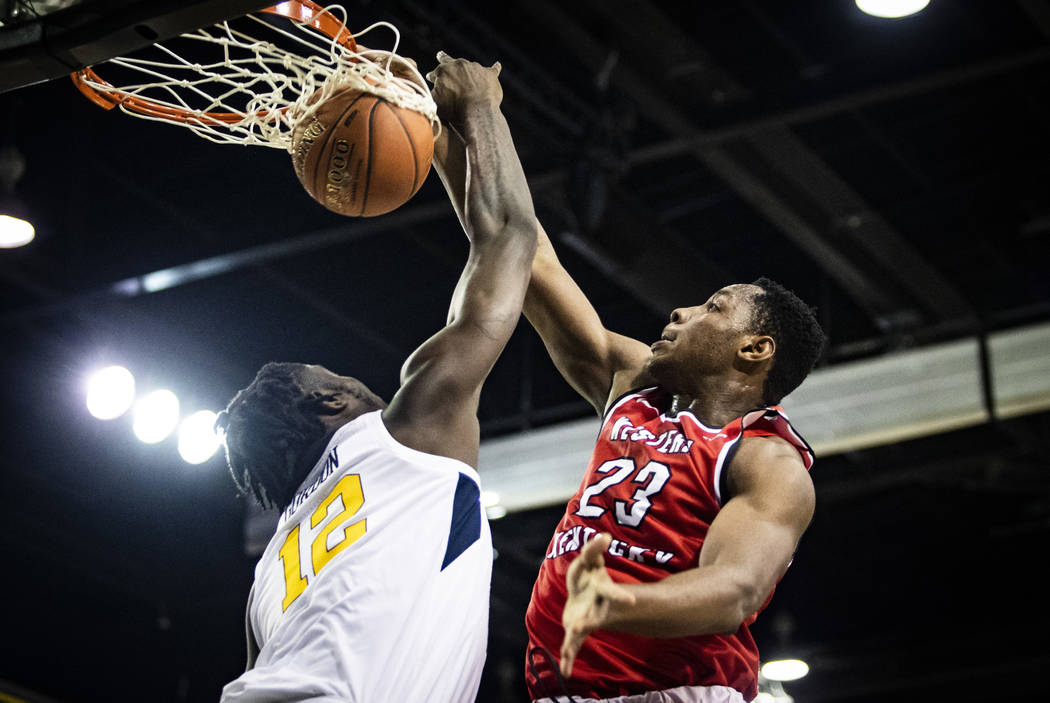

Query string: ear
739 335 775 363
313 390 349 415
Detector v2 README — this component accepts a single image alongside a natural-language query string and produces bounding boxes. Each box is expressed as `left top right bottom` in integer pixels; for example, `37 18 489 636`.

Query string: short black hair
748 277 826 405
215 362 329 510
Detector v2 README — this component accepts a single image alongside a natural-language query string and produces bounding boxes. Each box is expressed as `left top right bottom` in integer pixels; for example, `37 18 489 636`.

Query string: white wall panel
478 322 1050 513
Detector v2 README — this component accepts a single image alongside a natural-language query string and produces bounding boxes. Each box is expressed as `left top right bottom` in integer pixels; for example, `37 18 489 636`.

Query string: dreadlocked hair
749 277 827 405
214 362 329 510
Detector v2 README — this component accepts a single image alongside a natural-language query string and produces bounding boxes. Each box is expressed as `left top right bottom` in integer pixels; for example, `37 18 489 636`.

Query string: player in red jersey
431 65 826 703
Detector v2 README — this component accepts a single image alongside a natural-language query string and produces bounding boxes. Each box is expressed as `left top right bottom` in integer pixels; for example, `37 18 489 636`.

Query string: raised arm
525 226 652 413
382 54 537 467
433 115 650 415
559 435 815 675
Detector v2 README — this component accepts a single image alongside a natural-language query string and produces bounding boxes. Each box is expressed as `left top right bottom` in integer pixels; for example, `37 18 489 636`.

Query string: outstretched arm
433 117 651 416
525 226 652 413
559 436 815 675
383 54 537 466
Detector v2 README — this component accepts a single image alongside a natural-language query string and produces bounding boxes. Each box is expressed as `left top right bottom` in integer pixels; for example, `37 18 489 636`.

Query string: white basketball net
75 4 438 150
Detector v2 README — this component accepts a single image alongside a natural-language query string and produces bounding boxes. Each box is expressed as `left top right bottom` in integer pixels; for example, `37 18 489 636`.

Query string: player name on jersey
608 417 695 453
282 446 341 521
544 523 676 567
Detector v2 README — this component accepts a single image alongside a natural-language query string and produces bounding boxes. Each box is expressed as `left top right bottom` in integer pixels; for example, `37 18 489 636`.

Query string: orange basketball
290 88 434 217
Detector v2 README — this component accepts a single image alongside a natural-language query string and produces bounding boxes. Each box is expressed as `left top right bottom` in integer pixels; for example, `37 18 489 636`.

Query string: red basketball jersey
525 387 814 702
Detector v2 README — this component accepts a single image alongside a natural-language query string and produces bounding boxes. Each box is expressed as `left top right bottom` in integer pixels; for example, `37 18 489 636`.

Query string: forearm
605 567 757 638
435 133 599 379
459 102 535 243
432 124 468 236
523 232 613 409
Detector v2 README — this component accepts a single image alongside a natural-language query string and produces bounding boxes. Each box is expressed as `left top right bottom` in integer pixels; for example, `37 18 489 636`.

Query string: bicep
384 302 518 465
698 440 815 605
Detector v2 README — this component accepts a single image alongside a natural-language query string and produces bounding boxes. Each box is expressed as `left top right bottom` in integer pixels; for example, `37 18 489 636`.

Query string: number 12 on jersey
277 474 367 610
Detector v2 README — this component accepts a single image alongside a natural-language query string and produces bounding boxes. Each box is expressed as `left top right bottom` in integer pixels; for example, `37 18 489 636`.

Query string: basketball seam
388 103 421 195
360 99 382 217
311 92 369 202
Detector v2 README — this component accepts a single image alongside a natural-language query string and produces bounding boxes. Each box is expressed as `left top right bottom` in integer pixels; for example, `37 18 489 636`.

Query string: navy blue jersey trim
441 472 482 571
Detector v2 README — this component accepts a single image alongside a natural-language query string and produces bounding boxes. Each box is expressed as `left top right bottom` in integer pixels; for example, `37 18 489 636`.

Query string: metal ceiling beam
529 0 980 326
736 128 973 322
626 45 1050 165
4 17 1044 324
401 0 734 314
396 0 601 139
0 0 276 93
1016 0 1050 37
0 198 449 325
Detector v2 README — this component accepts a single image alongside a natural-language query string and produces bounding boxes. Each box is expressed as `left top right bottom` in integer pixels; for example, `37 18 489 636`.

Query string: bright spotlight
856 0 930 18
760 659 810 682
86 365 136 420
178 410 221 464
486 505 507 520
133 389 180 444
0 214 34 248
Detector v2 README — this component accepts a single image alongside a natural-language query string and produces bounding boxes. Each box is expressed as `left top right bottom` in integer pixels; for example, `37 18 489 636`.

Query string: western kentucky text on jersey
545 524 676 566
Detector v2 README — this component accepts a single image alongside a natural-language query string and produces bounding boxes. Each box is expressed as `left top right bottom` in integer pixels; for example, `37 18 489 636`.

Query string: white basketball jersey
220 410 492 703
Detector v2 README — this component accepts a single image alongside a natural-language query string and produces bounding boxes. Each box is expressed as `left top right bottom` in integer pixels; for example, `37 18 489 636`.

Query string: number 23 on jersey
277 474 367 610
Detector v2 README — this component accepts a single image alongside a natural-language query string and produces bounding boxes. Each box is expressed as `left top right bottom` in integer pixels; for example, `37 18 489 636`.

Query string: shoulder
601 384 667 418
605 362 657 412
737 433 808 467
726 435 814 522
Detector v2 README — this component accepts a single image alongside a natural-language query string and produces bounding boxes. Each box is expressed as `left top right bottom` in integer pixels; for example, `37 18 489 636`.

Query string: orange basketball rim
70 0 358 125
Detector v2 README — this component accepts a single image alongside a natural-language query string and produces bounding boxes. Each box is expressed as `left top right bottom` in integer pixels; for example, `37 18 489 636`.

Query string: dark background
1 1 1049 701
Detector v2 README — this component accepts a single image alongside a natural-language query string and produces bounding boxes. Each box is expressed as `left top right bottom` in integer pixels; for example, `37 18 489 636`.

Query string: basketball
290 87 434 217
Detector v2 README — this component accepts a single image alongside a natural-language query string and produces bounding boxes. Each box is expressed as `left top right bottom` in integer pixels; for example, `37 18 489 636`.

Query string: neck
298 404 375 473
675 374 766 428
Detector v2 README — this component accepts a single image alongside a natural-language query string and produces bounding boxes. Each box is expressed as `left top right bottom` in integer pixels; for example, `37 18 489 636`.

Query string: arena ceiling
1 1 1048 701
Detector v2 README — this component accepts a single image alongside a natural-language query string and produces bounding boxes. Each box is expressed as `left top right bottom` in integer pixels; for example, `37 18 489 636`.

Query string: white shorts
536 684 746 703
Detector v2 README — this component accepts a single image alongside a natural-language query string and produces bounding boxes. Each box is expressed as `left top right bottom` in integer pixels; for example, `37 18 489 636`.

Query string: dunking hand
426 51 503 127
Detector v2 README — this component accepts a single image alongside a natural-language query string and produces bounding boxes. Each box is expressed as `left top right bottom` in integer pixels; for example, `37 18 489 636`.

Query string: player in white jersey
215 53 536 703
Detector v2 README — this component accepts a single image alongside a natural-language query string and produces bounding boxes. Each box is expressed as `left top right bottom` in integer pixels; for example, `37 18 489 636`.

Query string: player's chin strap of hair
527 645 580 703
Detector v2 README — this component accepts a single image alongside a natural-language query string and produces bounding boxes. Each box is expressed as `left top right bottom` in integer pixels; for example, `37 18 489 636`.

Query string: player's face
645 284 761 390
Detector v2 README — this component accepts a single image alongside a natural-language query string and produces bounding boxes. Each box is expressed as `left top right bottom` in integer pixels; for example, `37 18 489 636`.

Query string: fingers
581 532 612 565
426 51 451 84
560 618 593 677
428 51 503 79
559 634 579 677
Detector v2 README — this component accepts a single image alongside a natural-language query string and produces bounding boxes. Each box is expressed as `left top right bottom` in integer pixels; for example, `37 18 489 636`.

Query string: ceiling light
133 389 180 444
178 410 221 464
0 213 34 248
86 365 136 420
760 659 810 682
856 0 930 18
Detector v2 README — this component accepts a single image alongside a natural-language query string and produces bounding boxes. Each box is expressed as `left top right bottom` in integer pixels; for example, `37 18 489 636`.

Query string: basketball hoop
70 1 438 150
